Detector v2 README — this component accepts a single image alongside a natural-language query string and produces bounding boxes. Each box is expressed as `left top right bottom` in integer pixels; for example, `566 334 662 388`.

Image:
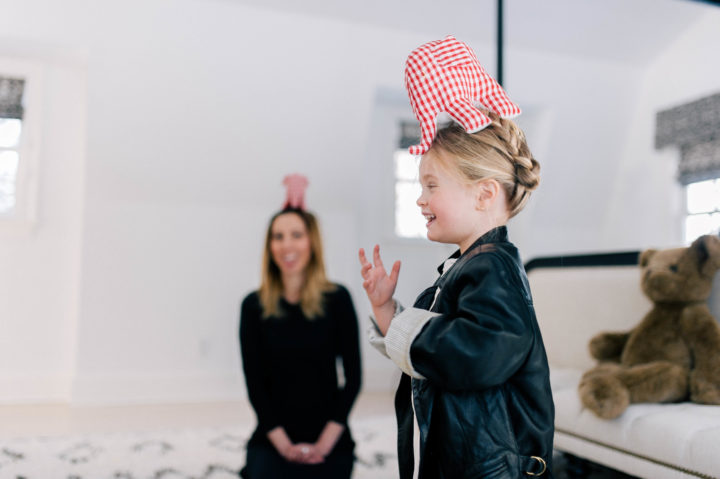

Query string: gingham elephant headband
405 35 521 155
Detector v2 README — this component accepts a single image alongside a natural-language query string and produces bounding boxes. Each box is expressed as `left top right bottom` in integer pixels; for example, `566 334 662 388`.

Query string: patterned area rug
0 416 397 479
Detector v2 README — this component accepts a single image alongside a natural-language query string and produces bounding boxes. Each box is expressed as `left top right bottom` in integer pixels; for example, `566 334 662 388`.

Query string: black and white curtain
0 76 25 120
398 120 421 149
656 92 720 184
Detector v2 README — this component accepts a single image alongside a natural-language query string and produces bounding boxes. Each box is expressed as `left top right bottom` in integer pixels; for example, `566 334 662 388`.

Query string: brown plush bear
579 235 720 419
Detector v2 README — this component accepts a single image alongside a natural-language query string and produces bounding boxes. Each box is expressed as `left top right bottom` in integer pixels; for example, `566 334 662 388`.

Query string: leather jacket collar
437 226 509 276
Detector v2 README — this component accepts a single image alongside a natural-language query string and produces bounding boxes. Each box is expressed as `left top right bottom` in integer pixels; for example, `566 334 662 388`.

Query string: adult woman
239 176 361 479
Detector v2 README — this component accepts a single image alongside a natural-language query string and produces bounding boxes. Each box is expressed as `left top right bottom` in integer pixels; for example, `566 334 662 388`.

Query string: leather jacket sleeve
409 253 534 391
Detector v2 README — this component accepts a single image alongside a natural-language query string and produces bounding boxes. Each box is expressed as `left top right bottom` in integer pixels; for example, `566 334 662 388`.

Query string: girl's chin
426 231 458 247
426 230 442 243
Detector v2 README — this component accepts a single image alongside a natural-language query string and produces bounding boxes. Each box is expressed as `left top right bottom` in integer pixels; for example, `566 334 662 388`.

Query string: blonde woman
240 176 361 479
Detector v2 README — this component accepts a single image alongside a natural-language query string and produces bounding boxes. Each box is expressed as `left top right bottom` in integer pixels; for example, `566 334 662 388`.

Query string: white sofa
526 252 720 479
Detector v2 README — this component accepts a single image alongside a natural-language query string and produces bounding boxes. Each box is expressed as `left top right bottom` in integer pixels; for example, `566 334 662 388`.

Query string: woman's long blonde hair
259 209 335 319
430 110 540 218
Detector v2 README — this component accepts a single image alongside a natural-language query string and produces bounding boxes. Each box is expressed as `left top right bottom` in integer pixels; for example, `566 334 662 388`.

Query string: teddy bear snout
644 274 680 300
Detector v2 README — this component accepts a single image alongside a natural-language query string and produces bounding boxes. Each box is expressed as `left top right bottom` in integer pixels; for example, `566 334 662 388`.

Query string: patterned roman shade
398 120 421 149
656 92 720 184
0 76 25 120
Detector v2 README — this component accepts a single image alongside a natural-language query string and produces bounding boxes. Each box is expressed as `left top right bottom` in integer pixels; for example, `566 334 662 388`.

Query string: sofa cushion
528 254 720 478
552 368 720 478
530 266 651 371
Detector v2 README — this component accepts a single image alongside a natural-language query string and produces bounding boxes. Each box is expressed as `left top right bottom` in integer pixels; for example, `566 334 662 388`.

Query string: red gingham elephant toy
405 35 521 155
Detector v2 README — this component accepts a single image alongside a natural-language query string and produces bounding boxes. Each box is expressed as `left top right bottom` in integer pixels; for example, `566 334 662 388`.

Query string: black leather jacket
395 227 554 478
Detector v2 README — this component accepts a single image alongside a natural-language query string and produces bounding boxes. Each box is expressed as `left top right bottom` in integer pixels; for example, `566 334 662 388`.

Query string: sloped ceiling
226 0 713 65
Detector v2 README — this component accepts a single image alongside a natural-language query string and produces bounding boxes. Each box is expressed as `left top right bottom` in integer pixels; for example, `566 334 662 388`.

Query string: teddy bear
578 234 720 419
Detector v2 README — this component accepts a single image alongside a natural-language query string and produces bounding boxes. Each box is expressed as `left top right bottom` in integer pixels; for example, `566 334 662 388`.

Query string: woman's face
269 212 312 278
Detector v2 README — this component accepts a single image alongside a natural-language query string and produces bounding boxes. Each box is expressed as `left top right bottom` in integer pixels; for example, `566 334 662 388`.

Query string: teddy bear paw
690 376 720 405
579 375 630 419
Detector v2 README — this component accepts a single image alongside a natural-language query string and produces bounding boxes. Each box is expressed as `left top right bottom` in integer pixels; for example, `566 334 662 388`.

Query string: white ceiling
226 0 714 65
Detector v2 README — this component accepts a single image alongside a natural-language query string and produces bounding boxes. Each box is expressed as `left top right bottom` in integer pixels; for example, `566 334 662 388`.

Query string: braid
497 116 540 216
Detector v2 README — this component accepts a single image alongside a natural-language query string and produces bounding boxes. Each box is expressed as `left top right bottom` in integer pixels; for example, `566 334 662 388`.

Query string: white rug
0 416 397 479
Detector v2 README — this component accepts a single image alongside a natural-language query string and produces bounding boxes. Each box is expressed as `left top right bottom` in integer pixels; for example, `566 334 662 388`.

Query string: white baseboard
1 367 399 406
70 372 246 405
0 374 73 403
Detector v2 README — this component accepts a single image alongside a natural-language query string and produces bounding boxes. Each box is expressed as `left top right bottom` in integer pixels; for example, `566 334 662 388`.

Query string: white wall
0 0 715 404
0 45 87 401
607 9 720 251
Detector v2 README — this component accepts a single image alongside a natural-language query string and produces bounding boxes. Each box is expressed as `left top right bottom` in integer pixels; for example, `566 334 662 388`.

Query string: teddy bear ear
639 249 657 267
690 235 720 277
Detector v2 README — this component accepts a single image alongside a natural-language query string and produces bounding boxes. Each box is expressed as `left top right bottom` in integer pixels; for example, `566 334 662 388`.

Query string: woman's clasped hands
285 443 326 465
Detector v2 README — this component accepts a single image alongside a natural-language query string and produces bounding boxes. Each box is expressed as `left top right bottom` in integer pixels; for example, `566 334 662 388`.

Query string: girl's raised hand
359 245 401 334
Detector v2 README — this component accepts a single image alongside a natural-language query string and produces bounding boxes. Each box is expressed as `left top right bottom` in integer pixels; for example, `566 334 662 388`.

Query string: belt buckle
525 456 547 476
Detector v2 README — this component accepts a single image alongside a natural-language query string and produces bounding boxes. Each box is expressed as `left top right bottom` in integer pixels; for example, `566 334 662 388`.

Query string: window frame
683 177 720 244
0 57 43 230
393 147 427 240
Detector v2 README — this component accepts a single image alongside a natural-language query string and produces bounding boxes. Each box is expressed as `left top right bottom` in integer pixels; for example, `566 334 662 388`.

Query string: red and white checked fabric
404 35 521 155
282 173 309 210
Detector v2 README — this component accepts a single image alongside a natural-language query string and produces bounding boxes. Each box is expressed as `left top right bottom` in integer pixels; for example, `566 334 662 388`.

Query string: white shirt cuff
367 322 390 358
366 300 405 359
384 307 439 379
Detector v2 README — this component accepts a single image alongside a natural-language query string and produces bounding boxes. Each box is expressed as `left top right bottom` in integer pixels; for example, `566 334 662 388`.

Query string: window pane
685 213 720 243
0 193 15 213
687 179 720 214
0 150 18 177
394 150 419 181
0 118 22 148
712 213 720 236
395 181 425 238
0 150 18 213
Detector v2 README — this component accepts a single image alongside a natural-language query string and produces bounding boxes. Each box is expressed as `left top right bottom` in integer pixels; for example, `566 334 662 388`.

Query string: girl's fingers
389 260 401 284
358 248 370 267
373 244 385 269
360 264 371 279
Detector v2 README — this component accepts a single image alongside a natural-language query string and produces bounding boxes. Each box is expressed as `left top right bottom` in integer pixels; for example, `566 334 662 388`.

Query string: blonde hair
259 209 335 319
430 110 540 218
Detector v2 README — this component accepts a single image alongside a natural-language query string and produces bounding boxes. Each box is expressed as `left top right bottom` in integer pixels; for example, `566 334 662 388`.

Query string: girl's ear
476 179 500 210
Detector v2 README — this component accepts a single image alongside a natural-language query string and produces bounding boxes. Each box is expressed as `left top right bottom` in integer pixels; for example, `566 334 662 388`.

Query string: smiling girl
359 37 555 479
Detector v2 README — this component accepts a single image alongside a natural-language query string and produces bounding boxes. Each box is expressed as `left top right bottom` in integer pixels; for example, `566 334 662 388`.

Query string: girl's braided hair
430 109 540 218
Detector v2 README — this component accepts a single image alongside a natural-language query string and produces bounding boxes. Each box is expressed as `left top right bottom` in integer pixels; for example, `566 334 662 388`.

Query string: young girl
359 37 554 479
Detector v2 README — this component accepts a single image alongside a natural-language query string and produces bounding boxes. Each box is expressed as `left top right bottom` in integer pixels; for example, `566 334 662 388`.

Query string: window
655 92 720 244
394 120 426 238
0 58 42 227
394 149 425 238
685 178 720 243
0 77 25 216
